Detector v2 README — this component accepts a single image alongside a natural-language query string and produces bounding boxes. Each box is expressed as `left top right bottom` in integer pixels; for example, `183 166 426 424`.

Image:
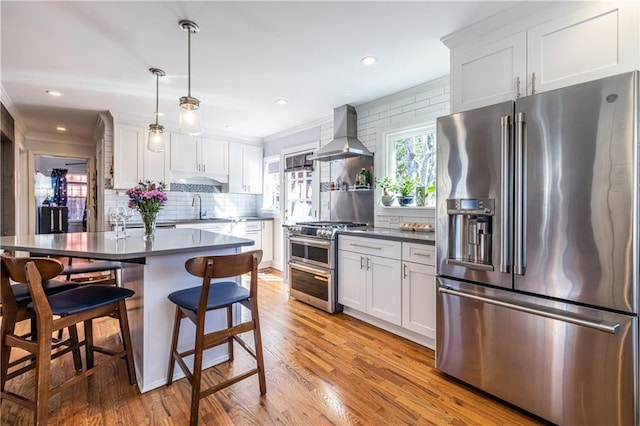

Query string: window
262 156 281 211
385 124 436 206
283 151 316 223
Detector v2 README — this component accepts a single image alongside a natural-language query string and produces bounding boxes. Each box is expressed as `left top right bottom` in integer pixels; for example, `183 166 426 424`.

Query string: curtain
51 168 68 206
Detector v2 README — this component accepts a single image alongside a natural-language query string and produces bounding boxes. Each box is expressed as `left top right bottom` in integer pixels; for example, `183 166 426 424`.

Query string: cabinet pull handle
360 256 365 269
403 263 408 279
516 76 521 98
366 257 371 270
531 72 536 94
350 243 382 250
203 164 206 173
413 252 431 257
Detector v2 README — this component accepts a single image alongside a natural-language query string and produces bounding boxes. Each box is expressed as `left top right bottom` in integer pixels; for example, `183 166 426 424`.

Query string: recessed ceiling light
226 125 234 130
155 112 164 117
56 126 66 131
275 98 288 105
361 56 377 66
46 90 63 97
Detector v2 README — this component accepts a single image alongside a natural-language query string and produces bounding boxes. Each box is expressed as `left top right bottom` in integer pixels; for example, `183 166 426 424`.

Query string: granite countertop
0 228 254 262
338 227 436 245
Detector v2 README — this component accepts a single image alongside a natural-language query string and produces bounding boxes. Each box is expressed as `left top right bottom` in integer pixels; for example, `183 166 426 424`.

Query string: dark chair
1 258 137 425
0 253 82 393
62 258 123 286
166 250 266 426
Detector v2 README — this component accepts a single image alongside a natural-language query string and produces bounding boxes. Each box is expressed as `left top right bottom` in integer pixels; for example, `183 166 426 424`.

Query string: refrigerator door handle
438 286 620 334
500 115 511 273
514 112 526 275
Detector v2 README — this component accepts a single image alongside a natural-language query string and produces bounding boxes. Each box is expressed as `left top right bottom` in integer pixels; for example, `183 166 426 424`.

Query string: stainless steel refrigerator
435 71 638 425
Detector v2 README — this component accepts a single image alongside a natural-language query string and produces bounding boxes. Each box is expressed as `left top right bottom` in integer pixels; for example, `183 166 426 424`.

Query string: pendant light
178 19 202 136
147 68 166 152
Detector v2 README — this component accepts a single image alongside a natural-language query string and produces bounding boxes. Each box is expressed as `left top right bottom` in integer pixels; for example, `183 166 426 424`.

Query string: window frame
262 154 281 214
379 121 437 209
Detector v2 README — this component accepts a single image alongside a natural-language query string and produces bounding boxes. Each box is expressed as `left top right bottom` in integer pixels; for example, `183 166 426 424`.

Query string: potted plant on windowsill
375 176 395 206
394 175 419 207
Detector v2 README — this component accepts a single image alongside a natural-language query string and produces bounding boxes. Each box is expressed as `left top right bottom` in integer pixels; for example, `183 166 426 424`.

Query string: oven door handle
289 236 333 248
288 260 332 276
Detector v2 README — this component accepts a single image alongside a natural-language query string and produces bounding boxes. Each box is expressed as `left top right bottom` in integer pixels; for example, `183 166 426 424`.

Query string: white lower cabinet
338 235 436 348
338 236 402 326
260 220 273 265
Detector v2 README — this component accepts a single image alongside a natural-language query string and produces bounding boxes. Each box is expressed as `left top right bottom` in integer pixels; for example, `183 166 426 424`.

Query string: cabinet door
260 220 273 263
527 2 638 95
143 133 169 184
113 123 144 189
201 138 229 176
338 250 366 310
367 256 402 326
228 143 263 193
402 262 436 338
451 32 527 113
170 133 199 173
243 145 263 194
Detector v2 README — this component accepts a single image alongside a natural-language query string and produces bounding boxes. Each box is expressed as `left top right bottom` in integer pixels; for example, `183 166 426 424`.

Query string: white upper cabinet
228 143 263 194
170 133 228 181
449 2 639 113
452 33 527 112
113 123 168 188
527 2 638 95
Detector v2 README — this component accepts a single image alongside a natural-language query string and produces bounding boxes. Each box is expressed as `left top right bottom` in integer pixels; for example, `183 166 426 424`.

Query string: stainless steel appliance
288 221 367 313
37 206 68 234
436 72 638 425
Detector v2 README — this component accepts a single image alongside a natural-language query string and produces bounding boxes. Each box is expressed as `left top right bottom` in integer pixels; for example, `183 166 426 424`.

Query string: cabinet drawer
402 243 435 266
339 235 401 260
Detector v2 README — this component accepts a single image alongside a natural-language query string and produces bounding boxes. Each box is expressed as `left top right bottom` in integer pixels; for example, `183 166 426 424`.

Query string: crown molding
0 86 30 137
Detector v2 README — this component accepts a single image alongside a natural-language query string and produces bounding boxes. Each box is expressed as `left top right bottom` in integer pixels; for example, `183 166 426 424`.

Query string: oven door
288 261 334 313
289 236 333 269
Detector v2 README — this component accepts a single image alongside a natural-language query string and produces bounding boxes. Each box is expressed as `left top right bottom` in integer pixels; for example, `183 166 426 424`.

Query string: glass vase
141 211 158 241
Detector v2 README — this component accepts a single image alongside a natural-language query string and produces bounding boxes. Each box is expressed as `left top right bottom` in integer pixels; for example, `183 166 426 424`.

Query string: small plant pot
381 194 395 206
398 196 415 206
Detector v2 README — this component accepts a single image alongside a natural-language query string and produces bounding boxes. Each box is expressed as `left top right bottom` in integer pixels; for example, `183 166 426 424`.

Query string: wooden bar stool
0 253 83 394
1 258 137 425
166 250 266 426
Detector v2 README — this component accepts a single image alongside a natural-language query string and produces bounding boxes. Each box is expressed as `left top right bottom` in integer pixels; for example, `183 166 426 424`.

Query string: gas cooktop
288 221 369 239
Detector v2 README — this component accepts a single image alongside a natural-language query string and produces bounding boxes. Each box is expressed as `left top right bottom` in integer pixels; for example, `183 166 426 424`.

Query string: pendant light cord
155 72 160 126
187 28 192 97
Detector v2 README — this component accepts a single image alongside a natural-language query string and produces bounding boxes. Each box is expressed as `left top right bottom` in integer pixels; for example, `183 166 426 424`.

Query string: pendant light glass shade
148 68 166 152
179 20 202 136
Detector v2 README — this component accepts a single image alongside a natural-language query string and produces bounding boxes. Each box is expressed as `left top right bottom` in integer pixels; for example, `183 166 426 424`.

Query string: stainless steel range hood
309 104 373 161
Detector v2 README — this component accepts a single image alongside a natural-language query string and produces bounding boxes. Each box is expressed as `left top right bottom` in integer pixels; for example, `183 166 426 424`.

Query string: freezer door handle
500 115 511 273
438 286 620 334
514 112 526 275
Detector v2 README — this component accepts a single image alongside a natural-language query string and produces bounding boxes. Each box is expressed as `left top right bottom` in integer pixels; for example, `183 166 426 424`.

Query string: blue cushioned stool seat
29 285 135 317
168 281 249 313
12 280 79 306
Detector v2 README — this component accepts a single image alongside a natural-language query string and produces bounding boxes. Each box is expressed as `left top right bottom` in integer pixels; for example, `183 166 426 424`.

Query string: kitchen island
0 228 254 392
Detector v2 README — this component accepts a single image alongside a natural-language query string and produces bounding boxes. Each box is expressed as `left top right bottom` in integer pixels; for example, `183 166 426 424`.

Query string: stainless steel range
288 221 367 313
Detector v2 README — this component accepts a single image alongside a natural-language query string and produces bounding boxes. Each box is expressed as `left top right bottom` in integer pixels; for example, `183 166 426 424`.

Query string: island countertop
0 228 254 262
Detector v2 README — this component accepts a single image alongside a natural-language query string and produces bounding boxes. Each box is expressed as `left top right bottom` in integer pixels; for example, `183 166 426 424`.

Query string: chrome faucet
192 194 206 219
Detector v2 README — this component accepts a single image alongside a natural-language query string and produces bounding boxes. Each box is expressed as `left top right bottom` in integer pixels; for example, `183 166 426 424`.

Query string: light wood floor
1 270 547 425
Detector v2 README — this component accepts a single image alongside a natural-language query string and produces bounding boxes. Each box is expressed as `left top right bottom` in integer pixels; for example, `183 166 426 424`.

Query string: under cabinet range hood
309 104 373 161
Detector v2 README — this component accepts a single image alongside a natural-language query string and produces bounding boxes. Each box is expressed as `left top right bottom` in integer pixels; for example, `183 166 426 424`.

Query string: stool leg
117 300 137 386
166 307 182 386
190 316 206 426
226 305 234 361
252 299 267 395
0 311 17 392
68 325 83 371
84 319 94 369
34 320 53 426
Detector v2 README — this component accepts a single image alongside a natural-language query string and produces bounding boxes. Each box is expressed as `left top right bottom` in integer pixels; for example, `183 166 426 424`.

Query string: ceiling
1 1 518 141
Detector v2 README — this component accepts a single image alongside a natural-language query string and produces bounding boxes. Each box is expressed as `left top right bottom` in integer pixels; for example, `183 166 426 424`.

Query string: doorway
34 155 92 233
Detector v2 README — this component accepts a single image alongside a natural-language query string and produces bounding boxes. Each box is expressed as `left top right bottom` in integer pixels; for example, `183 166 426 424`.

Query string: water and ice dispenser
446 198 495 270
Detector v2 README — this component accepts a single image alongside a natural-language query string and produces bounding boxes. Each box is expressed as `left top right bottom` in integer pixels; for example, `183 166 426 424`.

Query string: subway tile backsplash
104 190 258 224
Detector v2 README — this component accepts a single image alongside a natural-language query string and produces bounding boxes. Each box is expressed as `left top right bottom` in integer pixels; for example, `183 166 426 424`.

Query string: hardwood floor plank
1 269 546 425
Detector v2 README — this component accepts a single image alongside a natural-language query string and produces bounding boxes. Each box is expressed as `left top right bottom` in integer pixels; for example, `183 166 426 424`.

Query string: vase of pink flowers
126 180 168 240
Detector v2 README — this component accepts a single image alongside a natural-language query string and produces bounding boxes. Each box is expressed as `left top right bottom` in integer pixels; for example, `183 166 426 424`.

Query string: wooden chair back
1 253 64 309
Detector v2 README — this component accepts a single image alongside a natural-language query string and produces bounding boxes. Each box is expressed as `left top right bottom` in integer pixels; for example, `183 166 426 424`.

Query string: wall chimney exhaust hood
309 104 373 161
